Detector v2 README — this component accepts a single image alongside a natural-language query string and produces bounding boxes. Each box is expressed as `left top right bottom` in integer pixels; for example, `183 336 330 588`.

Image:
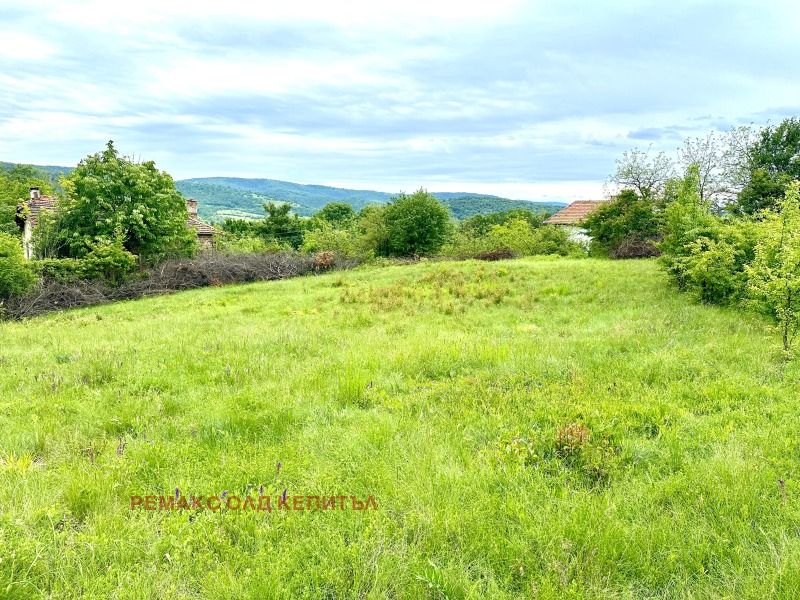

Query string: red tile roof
187 217 217 237
544 201 605 225
17 197 217 237
16 196 58 228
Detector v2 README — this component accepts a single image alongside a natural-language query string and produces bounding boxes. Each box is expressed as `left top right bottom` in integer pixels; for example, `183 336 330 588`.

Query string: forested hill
1 163 565 222
175 177 565 222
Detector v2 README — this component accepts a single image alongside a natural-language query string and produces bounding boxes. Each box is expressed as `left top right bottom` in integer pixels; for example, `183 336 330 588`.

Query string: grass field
2 257 800 598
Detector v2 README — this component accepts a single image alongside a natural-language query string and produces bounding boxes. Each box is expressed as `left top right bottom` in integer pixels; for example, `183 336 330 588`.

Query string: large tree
736 117 800 214
384 189 451 256
56 141 196 260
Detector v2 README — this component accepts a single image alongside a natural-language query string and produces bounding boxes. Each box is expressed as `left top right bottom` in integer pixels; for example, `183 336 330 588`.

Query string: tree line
585 117 800 354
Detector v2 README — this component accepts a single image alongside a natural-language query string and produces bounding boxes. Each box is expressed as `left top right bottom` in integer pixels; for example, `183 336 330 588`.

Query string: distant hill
0 161 71 190
2 163 566 222
176 177 565 222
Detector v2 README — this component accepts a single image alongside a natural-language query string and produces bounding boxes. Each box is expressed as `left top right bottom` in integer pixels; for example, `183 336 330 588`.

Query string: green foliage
56 141 197 261
0 232 36 299
384 189 451 256
746 181 800 354
460 209 548 236
301 223 371 260
258 202 307 249
32 242 137 286
659 169 757 304
0 164 54 237
438 195 563 220
214 234 288 255
312 202 357 228
582 189 661 257
735 117 800 214
356 204 390 257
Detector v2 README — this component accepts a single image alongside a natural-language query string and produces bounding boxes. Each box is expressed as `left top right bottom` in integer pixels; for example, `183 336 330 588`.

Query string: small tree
607 146 675 199
0 232 36 299
313 202 357 228
257 202 307 249
384 189 451 256
746 181 800 354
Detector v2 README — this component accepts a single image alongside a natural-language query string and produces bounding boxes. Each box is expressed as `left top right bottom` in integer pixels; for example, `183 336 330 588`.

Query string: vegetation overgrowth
2 258 800 598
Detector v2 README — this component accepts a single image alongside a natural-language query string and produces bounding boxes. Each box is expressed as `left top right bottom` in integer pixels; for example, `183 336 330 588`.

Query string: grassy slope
2 258 800 599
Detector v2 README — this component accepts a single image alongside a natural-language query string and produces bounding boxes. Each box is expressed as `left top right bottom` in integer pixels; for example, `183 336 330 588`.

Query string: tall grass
1 257 799 598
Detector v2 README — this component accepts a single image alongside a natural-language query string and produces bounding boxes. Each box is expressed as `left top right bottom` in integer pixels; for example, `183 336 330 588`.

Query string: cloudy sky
1 0 799 201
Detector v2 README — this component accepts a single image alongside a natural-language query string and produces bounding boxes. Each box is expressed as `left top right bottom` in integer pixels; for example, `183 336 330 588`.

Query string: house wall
22 221 34 259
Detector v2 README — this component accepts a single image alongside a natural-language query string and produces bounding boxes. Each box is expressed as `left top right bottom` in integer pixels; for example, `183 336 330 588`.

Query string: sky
1 0 799 202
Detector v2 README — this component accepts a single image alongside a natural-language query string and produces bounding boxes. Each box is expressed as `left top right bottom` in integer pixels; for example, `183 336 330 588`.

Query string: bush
529 225 583 256
384 189 451 256
2 252 362 319
659 169 757 304
610 238 662 259
32 242 137 286
475 248 514 261
301 224 372 260
215 235 289 255
0 233 36 299
583 189 661 257
82 241 138 285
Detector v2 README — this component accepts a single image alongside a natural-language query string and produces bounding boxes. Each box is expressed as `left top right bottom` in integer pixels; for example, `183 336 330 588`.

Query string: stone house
16 188 216 258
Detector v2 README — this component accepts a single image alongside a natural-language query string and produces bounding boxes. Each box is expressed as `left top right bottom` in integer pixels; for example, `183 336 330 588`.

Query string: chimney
30 187 41 200
186 198 198 219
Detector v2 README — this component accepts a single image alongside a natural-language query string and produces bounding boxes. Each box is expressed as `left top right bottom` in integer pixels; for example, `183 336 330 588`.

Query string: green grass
2 257 800 598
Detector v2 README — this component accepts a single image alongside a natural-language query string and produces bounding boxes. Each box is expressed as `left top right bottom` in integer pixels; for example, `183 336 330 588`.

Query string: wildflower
175 487 180 500
281 488 287 503
221 490 228 500
277 461 282 474
259 484 264 495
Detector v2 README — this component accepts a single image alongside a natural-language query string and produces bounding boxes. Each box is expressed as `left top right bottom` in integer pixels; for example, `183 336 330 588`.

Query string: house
16 188 217 258
15 188 57 259
543 200 605 247
185 198 217 250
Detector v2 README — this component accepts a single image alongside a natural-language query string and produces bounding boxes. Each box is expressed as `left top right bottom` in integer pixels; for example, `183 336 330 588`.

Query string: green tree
357 205 390 257
257 202 307 249
313 202 357 228
582 190 661 257
735 117 800 214
746 181 800 354
384 189 451 256
56 141 196 261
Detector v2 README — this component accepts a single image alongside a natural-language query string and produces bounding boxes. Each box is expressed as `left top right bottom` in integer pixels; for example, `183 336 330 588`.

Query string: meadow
1 257 800 598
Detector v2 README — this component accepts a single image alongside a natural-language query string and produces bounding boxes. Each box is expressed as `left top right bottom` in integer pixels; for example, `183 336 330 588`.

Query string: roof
544 201 605 225
16 196 58 228
17 197 218 236
187 217 217 237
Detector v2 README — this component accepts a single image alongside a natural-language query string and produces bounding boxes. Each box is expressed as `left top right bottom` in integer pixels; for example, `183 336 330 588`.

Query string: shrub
475 248 514 261
583 189 662 257
746 181 800 354
0 232 36 299
384 189 451 256
529 225 582 256
82 241 138 285
610 237 662 259
301 224 372 260
215 234 289 255
660 169 757 304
